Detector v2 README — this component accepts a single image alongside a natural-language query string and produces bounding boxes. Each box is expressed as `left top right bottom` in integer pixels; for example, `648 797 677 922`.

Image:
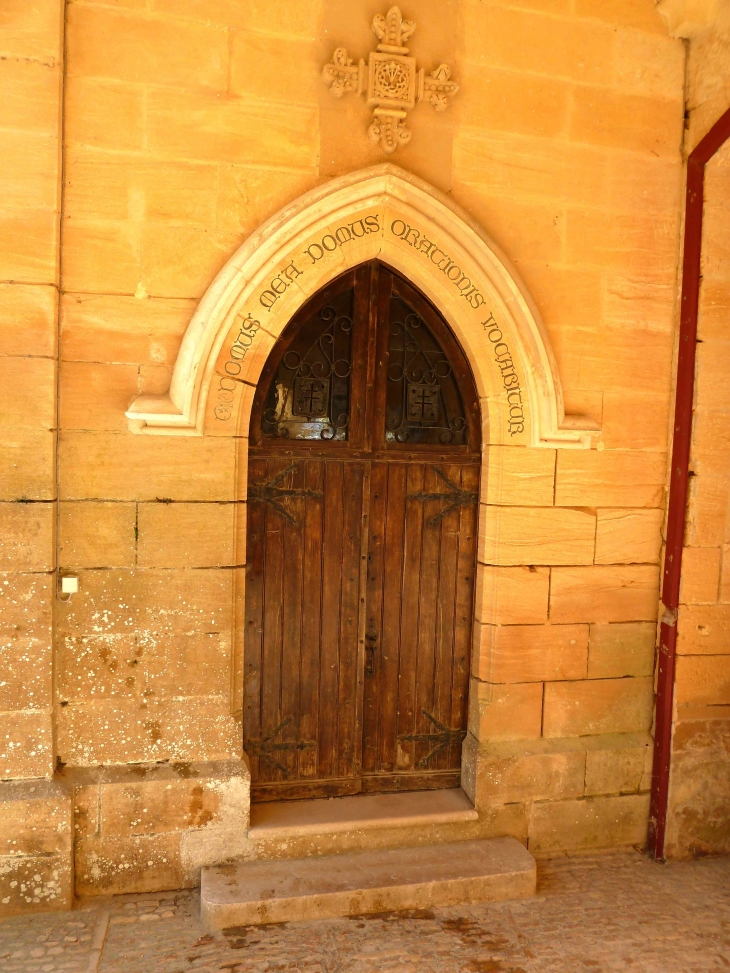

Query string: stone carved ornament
322 5 459 154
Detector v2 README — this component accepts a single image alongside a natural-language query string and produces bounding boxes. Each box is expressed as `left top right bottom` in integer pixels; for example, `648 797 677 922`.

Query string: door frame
125 164 600 820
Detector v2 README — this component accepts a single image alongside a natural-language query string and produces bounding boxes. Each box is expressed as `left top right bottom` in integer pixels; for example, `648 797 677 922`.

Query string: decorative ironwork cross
398 709 467 768
408 466 478 526
248 463 324 526
321 6 459 154
247 717 315 776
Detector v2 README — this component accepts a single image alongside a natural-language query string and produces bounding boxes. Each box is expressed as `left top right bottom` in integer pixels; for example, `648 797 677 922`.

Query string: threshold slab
201 836 536 929
249 787 478 841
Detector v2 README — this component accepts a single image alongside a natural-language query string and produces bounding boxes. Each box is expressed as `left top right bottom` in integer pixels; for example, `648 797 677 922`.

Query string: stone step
201 837 536 929
248 788 479 842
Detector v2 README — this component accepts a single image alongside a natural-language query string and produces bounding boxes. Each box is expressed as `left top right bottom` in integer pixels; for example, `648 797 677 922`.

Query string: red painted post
648 106 730 860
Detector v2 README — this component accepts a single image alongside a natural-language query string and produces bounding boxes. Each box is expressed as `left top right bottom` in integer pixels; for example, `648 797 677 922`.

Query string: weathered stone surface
472 622 588 683
474 564 550 625
529 794 651 854
550 565 660 623
0 779 73 917
587 621 656 678
468 679 543 742
543 676 654 738
479 505 596 565
201 837 536 929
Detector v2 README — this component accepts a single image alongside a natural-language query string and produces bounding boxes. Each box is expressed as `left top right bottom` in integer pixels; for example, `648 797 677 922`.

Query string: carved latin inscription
321 6 459 155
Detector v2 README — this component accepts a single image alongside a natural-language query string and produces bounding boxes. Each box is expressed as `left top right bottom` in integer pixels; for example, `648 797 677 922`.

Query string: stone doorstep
248 788 478 842
201 836 536 929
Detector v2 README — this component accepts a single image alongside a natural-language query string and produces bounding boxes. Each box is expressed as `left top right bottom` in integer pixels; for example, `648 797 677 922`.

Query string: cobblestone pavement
1 852 729 973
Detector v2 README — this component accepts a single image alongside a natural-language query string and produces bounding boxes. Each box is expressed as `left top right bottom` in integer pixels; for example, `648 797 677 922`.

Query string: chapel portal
244 261 481 802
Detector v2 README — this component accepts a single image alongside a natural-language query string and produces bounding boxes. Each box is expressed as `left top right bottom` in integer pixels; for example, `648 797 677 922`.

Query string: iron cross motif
247 717 315 776
321 6 459 154
248 463 324 526
398 709 467 768
408 465 478 526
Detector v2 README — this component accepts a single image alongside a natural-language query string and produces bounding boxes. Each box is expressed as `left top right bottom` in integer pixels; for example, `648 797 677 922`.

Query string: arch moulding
126 164 599 449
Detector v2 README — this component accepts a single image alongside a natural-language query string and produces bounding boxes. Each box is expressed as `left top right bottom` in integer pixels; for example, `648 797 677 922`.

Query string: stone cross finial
321 5 459 155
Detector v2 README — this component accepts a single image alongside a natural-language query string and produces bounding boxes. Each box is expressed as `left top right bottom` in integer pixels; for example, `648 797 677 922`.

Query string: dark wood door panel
362 461 477 785
245 262 480 802
244 457 365 800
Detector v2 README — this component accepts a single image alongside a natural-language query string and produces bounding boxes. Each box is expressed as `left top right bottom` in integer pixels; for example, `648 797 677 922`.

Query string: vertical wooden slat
318 461 345 779
362 462 388 773
336 462 364 778
378 463 407 772
259 458 286 783
298 460 324 780
432 466 460 772
414 463 441 771
279 461 306 779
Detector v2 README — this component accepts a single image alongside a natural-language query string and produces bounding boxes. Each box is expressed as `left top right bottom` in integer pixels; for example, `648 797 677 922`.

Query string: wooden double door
244 262 481 802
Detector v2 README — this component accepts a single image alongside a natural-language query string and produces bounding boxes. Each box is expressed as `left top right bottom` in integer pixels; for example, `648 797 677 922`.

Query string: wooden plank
395 463 424 772
318 461 345 780
243 455 267 783
450 463 478 757
378 463 407 772
298 459 324 781
336 461 364 778
413 463 441 772
279 461 306 780
362 462 388 773
259 458 286 784
361 771 461 793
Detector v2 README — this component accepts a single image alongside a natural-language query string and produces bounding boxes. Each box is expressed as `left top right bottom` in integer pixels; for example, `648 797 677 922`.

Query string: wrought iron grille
261 288 354 441
385 297 468 445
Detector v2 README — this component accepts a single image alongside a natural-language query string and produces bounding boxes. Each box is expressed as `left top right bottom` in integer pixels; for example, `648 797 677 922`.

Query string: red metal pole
648 106 730 860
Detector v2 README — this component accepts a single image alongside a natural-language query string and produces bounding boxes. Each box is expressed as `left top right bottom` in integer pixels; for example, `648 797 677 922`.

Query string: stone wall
665 0 730 858
0 0 702 912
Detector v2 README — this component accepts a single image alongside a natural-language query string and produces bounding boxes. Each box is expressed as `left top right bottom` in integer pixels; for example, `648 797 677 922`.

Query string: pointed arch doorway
244 260 481 803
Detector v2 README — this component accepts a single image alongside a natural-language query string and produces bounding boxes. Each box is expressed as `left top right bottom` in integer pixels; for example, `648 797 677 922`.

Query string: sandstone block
453 131 606 207
68 759 250 895
152 0 321 36
231 31 318 105
0 130 58 211
61 218 139 295
0 430 55 501
0 501 53 571
460 192 564 267
602 272 676 333
584 735 653 796
462 3 616 84
552 325 673 395
60 360 139 432
550 565 660 623
0 283 56 358
529 794 650 854
59 501 136 569
677 604 730 654
60 292 193 367
674 655 730 720
139 222 243 301
56 695 240 767
607 155 682 218
574 0 667 31
543 676 654 738
479 505 595 566
0 356 56 431
686 473 727 547
67 4 228 91
459 64 570 139
0 779 73 917
556 450 666 508
136 501 237 568
480 445 556 507
65 76 145 151
600 392 670 451
615 28 685 100
0 209 58 285
468 744 586 808
587 621 656 678
472 623 588 683
0 710 53 779
570 86 683 157
594 508 664 565
59 431 236 501
468 679 543 742
475 564 550 625
0 56 60 135
147 88 318 168
680 547 722 604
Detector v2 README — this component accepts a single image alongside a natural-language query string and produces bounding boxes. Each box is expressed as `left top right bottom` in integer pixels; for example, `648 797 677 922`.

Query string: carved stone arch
127 164 598 449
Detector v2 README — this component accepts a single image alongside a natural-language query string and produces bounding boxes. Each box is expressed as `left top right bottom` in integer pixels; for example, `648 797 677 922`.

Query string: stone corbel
656 0 724 36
